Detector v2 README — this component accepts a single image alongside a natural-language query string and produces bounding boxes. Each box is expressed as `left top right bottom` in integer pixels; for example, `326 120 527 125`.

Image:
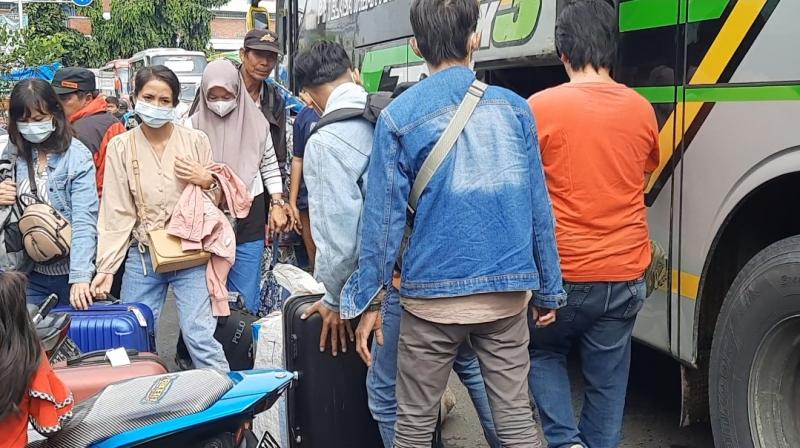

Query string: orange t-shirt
0 356 74 448
528 82 659 282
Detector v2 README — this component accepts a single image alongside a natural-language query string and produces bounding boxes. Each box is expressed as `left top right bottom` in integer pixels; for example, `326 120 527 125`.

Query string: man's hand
355 310 383 366
532 306 557 328
289 202 303 234
300 299 354 356
90 273 114 299
0 180 16 206
70 283 93 310
175 156 213 189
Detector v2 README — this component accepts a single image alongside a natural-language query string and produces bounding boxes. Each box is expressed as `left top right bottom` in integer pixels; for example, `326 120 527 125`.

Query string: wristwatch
271 198 286 206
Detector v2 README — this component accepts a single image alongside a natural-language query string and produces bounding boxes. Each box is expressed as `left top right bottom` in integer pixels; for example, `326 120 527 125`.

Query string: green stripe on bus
619 0 730 32
361 44 423 93
634 85 800 103
634 86 681 103
686 84 800 102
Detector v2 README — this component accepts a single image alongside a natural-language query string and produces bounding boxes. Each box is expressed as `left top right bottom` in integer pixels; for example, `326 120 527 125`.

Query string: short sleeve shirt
292 107 321 159
528 82 660 282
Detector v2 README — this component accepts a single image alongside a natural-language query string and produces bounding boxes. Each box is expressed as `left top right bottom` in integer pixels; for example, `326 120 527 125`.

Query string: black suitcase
284 294 383 448
175 302 257 371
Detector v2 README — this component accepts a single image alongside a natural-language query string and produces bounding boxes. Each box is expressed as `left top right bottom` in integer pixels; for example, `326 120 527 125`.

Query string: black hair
133 65 181 106
0 272 41 420
410 0 479 67
7 78 73 160
293 41 353 91
555 0 617 71
105 96 120 106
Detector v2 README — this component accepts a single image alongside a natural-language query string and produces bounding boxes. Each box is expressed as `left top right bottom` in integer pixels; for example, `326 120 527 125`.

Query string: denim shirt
340 66 566 319
303 83 374 311
3 139 98 283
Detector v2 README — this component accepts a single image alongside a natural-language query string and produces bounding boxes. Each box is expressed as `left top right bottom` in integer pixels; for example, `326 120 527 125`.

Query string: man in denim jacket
293 42 372 354
340 0 566 445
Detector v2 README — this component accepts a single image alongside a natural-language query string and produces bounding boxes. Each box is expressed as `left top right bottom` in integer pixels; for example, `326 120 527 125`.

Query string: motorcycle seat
30 369 233 448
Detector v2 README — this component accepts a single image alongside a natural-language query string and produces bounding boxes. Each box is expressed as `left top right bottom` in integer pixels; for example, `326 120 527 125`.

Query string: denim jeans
366 289 501 448
227 239 265 313
121 246 229 371
26 272 71 307
529 279 646 448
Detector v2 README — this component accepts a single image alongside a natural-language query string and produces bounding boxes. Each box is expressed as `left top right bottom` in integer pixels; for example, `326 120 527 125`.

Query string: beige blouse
96 125 214 274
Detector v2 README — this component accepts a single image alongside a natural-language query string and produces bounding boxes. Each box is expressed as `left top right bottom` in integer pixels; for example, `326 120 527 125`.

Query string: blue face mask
134 101 175 128
17 119 55 144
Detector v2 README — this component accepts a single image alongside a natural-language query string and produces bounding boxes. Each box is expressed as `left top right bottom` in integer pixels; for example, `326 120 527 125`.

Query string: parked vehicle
127 48 207 119
277 1 800 446
98 59 129 99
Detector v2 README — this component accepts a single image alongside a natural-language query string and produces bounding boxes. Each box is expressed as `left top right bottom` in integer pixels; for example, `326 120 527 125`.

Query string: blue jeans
367 289 501 448
121 246 229 371
26 271 71 307
227 239 264 313
529 279 646 448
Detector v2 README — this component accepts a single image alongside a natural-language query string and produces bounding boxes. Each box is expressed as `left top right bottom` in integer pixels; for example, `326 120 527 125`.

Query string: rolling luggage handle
87 295 151 328
66 348 140 366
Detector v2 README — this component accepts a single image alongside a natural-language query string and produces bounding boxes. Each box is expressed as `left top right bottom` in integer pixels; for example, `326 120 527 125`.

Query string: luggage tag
106 347 132 367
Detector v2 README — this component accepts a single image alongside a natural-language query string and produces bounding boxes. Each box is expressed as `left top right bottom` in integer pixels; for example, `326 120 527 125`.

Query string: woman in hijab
186 59 289 314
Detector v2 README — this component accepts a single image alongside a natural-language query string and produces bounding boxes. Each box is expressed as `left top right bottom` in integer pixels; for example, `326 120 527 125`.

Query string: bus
276 0 800 446
98 59 129 99
127 48 208 112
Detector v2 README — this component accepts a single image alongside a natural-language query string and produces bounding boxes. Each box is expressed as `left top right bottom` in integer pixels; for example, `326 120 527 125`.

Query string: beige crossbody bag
130 133 210 273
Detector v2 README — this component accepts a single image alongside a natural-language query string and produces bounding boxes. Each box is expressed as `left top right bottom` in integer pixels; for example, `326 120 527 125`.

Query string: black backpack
306 81 416 138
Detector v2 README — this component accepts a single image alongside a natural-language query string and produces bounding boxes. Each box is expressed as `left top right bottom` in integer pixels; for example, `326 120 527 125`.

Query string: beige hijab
191 59 268 186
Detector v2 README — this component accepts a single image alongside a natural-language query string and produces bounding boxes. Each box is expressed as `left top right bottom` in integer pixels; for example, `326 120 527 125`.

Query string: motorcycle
29 294 82 364
28 368 294 447
27 294 295 447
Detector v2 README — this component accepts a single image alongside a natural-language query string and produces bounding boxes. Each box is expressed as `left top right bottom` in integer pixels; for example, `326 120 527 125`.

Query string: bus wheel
710 236 800 448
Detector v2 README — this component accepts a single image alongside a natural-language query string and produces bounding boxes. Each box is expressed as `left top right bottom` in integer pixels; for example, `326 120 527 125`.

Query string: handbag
130 133 210 273
18 155 72 264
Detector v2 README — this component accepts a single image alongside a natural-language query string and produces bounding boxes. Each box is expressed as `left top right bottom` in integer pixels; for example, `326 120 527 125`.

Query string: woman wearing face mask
184 59 288 313
0 79 98 308
89 65 229 371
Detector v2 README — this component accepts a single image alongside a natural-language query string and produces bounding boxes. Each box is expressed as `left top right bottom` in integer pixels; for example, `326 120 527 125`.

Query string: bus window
151 55 207 76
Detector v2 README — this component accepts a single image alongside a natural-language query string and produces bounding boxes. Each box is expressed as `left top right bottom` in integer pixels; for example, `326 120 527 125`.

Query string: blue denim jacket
3 138 98 283
303 83 374 311
340 66 566 319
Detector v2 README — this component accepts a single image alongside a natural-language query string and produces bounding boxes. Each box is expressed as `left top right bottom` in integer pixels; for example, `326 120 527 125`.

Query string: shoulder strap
408 79 487 214
130 133 150 232
307 108 366 138
24 153 39 199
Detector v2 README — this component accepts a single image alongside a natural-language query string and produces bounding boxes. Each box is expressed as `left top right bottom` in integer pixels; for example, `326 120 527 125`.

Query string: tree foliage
1 0 227 72
88 0 228 61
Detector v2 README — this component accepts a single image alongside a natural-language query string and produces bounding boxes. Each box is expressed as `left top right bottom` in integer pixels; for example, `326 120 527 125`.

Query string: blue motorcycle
28 368 294 447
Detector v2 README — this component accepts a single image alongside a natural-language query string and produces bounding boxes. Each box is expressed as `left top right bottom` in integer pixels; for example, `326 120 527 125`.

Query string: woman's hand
90 273 114 299
70 283 93 310
0 180 17 206
289 202 303 234
270 202 290 233
175 156 214 189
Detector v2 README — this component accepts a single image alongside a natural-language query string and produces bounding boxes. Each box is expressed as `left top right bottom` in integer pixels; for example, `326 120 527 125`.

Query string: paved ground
157 297 714 448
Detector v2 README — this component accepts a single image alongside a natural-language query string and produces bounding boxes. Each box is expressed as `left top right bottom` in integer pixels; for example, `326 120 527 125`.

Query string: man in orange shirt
527 1 659 448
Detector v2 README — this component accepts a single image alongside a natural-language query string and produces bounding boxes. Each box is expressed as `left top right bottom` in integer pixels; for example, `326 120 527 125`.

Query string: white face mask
135 101 176 128
17 119 55 144
208 99 237 117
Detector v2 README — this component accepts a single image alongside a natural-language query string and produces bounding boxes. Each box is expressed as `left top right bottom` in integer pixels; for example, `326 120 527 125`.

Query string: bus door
616 0 684 357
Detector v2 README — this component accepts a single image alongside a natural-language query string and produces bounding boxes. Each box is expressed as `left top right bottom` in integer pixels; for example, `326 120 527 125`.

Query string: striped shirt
18 159 70 276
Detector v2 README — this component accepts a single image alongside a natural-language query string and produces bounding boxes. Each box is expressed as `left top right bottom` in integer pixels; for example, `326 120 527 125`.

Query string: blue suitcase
53 301 156 353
